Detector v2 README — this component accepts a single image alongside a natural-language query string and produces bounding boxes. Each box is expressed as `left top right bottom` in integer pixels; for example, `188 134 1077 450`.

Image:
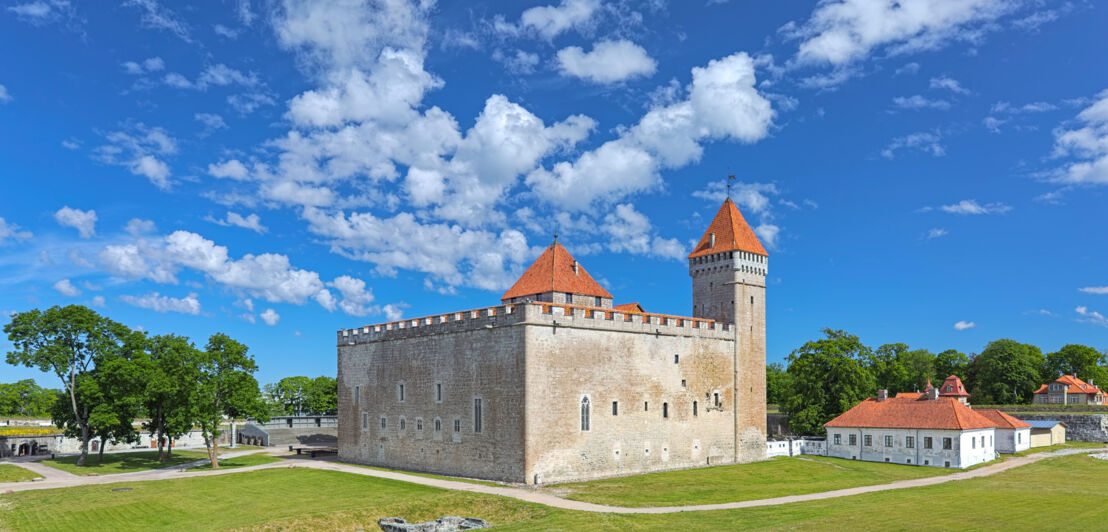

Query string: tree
898 348 936 393
307 376 337 415
765 363 791 406
5 306 132 466
137 334 202 462
867 343 910 394
0 380 62 417
87 349 145 462
1045 344 1108 386
975 339 1045 404
272 376 312 415
934 349 969 381
193 333 269 468
783 329 876 435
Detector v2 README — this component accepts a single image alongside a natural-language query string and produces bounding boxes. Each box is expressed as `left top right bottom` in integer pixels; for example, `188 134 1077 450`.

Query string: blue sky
2 0 1107 387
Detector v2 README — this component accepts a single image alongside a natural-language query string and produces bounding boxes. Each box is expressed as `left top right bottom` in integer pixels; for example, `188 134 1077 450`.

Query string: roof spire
726 174 735 199
552 231 558 245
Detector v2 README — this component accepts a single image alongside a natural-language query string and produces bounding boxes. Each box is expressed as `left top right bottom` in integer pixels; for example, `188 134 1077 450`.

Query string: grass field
189 454 283 471
3 453 1107 531
39 450 209 476
1008 441 1106 457
548 455 954 507
0 464 42 483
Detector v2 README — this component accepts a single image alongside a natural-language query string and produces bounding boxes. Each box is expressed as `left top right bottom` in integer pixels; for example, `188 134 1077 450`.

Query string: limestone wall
1018 414 1108 442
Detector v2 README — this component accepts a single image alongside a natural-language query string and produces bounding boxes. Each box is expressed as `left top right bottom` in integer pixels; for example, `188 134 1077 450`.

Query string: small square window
674 354 679 364
681 379 686 388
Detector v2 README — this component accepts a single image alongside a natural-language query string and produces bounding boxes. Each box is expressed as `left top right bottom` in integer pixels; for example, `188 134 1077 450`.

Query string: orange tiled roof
975 409 1032 429
688 198 767 258
939 375 970 397
614 302 644 313
1032 375 1104 395
824 396 997 430
501 243 613 301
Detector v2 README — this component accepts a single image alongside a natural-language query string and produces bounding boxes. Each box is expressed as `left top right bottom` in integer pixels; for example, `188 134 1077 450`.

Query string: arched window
580 396 591 431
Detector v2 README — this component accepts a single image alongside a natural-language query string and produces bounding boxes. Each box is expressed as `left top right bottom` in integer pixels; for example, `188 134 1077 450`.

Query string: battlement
337 302 733 345
689 249 767 277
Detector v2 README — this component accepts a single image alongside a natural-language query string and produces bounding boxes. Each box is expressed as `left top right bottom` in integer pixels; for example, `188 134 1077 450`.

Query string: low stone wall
1017 414 1108 443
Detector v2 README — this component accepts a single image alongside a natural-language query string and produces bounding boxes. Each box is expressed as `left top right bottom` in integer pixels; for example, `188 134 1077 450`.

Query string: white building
824 389 998 469
976 409 1031 453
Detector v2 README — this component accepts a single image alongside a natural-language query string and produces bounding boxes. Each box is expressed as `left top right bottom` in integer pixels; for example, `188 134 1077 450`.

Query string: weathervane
726 174 736 199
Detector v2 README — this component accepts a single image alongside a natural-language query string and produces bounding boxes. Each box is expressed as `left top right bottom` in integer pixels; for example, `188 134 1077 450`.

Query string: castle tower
688 197 768 462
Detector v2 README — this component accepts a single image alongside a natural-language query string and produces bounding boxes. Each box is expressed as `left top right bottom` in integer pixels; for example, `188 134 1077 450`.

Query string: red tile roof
688 198 767 258
501 243 613 301
975 409 1032 429
1032 375 1104 396
939 375 970 397
824 396 997 430
613 302 644 313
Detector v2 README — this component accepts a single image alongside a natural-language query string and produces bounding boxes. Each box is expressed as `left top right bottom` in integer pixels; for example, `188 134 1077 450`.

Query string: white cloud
206 211 268 233
68 249 94 268
894 62 920 76
509 0 600 40
1049 89 1108 185
492 49 540 75
925 228 948 239
754 224 781 249
90 295 105 307
227 92 275 114
7 0 79 27
94 124 177 189
125 218 157 236
1076 306 1108 327
240 313 256 324
162 64 259 91
195 113 227 131
692 181 780 217
929 76 969 94
789 0 1017 66
602 203 685 260
556 40 657 84
0 84 11 104
953 320 976 330
0 217 33 243
214 24 238 38
892 95 951 110
208 159 250 180
260 308 280 325
54 206 97 238
119 292 202 315
991 101 1057 114
122 57 165 75
1079 287 1108 295
938 199 1012 215
329 275 377 316
882 131 944 158
52 279 81 297
123 0 191 42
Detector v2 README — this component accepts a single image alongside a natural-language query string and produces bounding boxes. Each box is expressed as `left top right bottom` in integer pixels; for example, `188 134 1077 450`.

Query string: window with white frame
943 437 952 450
834 434 842 445
906 436 915 448
884 435 893 447
864 435 872 447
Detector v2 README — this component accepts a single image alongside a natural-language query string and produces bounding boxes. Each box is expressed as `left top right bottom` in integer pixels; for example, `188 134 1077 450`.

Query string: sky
1 0 1107 387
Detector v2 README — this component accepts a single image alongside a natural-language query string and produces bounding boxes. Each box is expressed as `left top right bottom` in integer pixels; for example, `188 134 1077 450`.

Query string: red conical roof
501 243 612 301
688 198 767 258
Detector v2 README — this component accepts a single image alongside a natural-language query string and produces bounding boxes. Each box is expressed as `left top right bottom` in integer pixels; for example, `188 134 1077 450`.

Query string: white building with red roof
1032 375 1106 405
824 389 998 469
336 199 770 484
975 409 1031 453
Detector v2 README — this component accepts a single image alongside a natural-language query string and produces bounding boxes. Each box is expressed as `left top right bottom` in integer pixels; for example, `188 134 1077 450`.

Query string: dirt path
2 447 1104 514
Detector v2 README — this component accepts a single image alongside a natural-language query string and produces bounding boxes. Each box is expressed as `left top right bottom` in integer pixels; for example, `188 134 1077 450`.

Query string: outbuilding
976 409 1031 453
1027 420 1067 447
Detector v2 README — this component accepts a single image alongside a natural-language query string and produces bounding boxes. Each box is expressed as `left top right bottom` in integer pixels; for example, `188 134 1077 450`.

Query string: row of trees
0 379 63 417
769 328 1107 435
4 305 268 468
263 376 337 416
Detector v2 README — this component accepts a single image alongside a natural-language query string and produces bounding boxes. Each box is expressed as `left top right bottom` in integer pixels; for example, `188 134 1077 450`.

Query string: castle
336 198 768 483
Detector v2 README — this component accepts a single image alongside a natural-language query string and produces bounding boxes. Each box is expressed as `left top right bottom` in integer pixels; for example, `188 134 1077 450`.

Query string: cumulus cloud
1076 306 1108 327
0 217 33 243
329 275 378 316
53 279 81 297
601 203 685 260
498 0 600 40
953 320 976 330
119 292 202 315
122 57 165 75
161 64 260 90
90 295 106 307
205 212 268 233
882 131 944 158
54 206 97 238
1079 287 1108 295
260 308 280 325
937 199 1012 215
194 113 227 132
556 40 657 84
207 159 250 180
0 84 12 104
7 0 80 28
94 124 177 189
124 218 156 236
492 49 540 75
929 76 969 94
1049 89 1108 185
892 95 950 110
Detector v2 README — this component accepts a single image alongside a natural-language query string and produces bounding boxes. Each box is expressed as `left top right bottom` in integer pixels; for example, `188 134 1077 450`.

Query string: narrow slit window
474 398 483 433
662 402 668 418
612 401 618 416
580 397 591 431
693 401 698 416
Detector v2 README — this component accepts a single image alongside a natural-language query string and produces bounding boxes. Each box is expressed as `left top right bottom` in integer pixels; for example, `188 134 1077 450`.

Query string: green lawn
1 454 1107 531
548 455 955 507
188 454 283 471
346 462 504 487
218 444 264 451
38 450 209 476
1008 441 1107 457
0 464 42 483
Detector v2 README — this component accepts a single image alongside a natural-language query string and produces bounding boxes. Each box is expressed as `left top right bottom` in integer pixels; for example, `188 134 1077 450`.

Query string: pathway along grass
3 454 1107 531
0 464 41 483
188 453 283 471
38 450 209 476
548 455 954 507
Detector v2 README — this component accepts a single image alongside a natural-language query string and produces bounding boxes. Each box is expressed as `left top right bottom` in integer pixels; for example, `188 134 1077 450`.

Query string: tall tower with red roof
688 197 768 462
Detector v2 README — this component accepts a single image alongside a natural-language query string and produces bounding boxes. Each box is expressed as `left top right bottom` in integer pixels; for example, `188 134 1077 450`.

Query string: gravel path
3 447 1105 514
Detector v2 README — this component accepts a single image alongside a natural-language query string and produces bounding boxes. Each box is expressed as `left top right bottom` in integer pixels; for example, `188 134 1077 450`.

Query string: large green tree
934 349 970 381
5 306 132 466
307 376 338 415
138 334 202 462
766 363 791 406
974 339 1046 404
1044 344 1108 386
0 380 62 417
193 333 268 468
783 329 877 435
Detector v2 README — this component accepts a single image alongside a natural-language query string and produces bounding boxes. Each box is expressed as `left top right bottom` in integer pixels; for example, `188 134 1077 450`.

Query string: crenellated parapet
337 302 733 345
688 249 768 278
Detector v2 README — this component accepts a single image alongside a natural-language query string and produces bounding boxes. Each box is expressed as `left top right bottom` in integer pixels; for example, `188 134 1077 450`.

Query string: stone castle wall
1018 414 1108 442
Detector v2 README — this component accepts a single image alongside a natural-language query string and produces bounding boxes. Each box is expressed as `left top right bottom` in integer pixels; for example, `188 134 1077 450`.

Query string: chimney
928 386 939 401
709 233 716 248
572 260 579 275
876 389 888 402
